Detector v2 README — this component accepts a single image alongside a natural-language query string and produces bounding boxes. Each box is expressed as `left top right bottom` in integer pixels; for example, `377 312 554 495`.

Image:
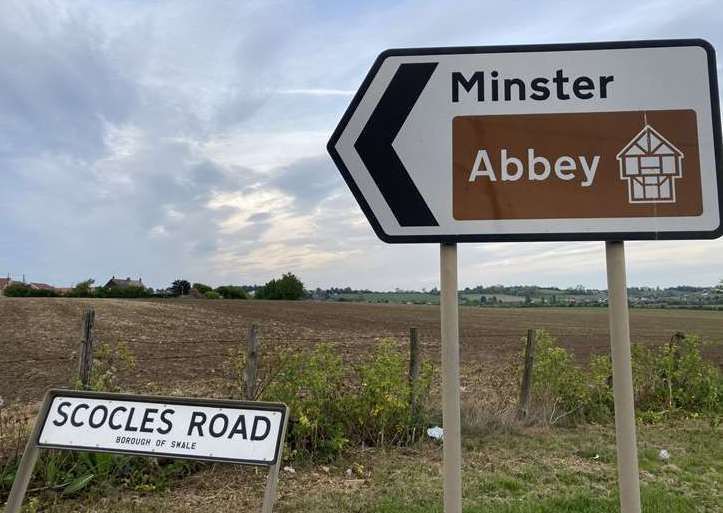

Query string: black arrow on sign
354 62 439 227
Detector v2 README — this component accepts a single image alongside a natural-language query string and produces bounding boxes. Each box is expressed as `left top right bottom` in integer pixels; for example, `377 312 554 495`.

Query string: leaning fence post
409 327 421 420
517 329 536 420
78 308 95 389
244 324 258 401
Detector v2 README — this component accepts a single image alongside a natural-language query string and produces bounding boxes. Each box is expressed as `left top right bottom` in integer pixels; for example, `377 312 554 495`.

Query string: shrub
530 330 589 424
350 340 433 446
192 283 213 294
214 285 247 299
3 283 58 297
85 341 136 392
204 291 222 299
631 335 722 423
526 330 722 425
261 344 348 461
95 285 152 299
67 279 95 298
249 341 435 461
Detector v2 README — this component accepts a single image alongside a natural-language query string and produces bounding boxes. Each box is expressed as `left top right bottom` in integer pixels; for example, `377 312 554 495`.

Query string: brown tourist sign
452 110 703 220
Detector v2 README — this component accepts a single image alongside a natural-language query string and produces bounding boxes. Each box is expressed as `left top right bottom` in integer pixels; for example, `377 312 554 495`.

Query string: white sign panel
37 391 287 465
328 39 722 243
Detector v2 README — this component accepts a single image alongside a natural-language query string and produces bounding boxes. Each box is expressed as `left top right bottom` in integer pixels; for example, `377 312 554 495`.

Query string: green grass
18 421 722 512
332 292 440 304
282 422 721 513
372 486 696 513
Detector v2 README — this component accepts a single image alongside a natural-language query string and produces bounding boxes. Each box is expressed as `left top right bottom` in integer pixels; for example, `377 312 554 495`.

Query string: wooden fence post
244 324 258 401
517 329 536 420
78 308 95 390
409 327 421 420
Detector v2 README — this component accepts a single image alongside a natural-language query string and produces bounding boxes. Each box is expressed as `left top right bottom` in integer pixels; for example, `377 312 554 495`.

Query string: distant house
104 276 144 288
30 282 55 291
617 124 684 203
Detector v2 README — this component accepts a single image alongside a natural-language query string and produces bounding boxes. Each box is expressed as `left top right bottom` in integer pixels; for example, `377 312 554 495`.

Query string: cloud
276 89 355 97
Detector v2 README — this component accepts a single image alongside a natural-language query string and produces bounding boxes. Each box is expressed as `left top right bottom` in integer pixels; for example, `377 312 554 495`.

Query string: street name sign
35 390 287 465
6 390 289 513
328 39 722 243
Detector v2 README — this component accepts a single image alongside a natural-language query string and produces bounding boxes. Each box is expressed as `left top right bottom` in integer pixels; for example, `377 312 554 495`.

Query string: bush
84 341 136 392
3 283 58 297
350 340 433 446
95 286 152 299
261 344 348 460
632 335 722 422
204 291 222 299
242 341 434 461
67 279 95 298
255 273 305 300
192 283 212 294
530 330 590 424
527 330 722 425
214 285 247 299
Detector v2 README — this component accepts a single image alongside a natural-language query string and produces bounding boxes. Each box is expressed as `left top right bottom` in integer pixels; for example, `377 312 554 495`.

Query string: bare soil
1 298 721 404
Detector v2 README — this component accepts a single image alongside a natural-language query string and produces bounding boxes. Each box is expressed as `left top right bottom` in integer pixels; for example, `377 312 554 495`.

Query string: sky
0 0 722 291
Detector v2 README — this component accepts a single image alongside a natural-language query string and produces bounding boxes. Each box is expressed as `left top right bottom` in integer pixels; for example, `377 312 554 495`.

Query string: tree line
3 273 306 301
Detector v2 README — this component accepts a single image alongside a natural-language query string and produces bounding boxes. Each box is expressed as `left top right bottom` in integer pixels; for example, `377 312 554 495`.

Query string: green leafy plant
192 282 213 294
526 330 722 425
262 344 348 460
530 330 590 424
214 285 248 299
351 340 434 446
255 340 435 461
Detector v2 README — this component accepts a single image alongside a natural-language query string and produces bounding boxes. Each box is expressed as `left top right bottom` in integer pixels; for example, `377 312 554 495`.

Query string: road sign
328 39 722 243
36 390 287 465
5 390 289 513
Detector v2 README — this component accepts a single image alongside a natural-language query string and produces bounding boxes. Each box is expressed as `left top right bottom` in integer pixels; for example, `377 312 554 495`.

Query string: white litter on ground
427 426 444 440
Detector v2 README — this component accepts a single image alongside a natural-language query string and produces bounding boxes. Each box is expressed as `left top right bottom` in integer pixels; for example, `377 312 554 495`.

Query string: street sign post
328 39 721 513
4 390 289 513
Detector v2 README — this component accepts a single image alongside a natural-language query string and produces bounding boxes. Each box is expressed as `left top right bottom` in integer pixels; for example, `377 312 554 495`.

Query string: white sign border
327 39 723 243
34 389 288 467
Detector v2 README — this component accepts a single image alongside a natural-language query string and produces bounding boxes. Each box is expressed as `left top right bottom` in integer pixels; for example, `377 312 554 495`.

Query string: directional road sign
328 40 722 243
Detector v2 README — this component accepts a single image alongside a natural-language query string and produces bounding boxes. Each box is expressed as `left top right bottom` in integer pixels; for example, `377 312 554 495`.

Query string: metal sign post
440 243 462 513
4 390 289 513
605 241 641 513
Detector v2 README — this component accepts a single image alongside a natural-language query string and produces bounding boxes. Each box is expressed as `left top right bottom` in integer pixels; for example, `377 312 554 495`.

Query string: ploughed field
1 298 722 404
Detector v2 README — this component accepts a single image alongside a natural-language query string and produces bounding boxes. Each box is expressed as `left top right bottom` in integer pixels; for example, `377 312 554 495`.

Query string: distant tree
214 285 247 299
256 273 305 300
96 285 152 299
3 283 32 297
192 282 213 294
69 279 95 298
4 283 58 297
171 279 191 296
